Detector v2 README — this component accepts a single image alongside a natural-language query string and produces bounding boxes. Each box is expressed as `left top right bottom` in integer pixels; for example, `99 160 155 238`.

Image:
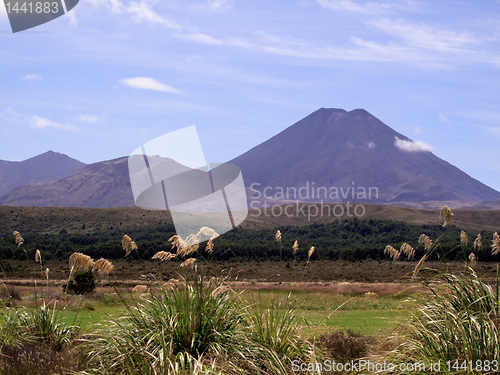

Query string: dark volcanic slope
0 151 86 197
231 108 500 203
0 157 134 208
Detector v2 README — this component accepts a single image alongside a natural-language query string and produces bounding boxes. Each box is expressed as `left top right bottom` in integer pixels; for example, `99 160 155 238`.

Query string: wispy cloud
394 136 433 152
439 113 450 123
316 0 418 13
369 18 480 52
194 0 233 11
487 126 500 138
77 115 100 123
121 77 181 93
29 116 78 130
87 0 181 29
22 74 42 81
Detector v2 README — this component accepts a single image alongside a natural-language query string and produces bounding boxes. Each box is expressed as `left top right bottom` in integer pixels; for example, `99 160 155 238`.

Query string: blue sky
1 0 499 192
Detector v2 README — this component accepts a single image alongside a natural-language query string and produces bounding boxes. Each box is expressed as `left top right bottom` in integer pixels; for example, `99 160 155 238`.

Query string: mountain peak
231 108 500 203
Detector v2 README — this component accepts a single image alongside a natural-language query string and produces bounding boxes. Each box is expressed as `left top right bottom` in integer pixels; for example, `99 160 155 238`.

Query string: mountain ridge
0 150 86 197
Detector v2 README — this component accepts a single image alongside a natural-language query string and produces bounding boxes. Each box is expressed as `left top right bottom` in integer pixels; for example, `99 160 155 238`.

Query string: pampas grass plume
69 252 94 273
469 252 476 265
93 258 114 275
308 246 315 259
180 258 197 268
13 231 24 247
460 231 468 246
122 235 138 257
491 232 500 256
401 243 415 260
474 234 483 251
440 206 454 227
35 249 41 263
152 251 176 262
412 254 428 280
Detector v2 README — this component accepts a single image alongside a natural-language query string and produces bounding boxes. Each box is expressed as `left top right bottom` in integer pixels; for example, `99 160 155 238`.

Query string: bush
0 284 21 301
64 270 96 295
319 330 371 362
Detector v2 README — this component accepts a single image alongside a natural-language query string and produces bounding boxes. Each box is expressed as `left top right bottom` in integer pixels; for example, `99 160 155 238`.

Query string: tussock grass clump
0 302 78 351
84 273 314 374
371 268 500 374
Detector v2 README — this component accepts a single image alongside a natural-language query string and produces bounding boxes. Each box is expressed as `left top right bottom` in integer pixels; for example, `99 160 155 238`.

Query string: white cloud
316 0 418 13
127 1 180 29
22 74 42 81
29 116 78 130
368 141 376 148
77 115 100 123
121 77 180 93
439 113 450 123
394 136 433 152
87 0 181 29
206 0 233 10
369 19 480 52
178 33 225 46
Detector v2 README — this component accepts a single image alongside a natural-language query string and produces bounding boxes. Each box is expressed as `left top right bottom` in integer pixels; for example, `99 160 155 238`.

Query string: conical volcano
230 108 500 203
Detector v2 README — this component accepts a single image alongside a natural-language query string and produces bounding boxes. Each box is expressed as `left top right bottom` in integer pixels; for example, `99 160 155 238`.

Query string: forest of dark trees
1 218 498 265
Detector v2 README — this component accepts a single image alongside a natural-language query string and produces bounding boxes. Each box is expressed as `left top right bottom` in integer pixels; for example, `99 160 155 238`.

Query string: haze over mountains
1 108 499 208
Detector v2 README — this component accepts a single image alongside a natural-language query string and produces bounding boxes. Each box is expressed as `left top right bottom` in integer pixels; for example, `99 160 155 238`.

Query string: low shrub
64 270 96 295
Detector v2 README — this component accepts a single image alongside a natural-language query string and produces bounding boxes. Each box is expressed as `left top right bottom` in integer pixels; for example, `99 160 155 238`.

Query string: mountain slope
230 108 500 203
0 155 194 208
0 151 86 197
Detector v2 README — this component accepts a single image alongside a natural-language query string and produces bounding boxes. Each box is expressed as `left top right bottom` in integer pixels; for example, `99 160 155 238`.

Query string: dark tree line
0 218 497 263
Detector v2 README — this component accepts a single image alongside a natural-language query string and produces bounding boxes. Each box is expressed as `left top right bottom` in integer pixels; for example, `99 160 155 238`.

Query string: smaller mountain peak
348 108 371 116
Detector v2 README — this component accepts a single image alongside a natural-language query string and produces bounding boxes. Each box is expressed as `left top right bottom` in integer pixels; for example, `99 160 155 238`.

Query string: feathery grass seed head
93 258 114 275
35 249 41 263
474 234 483 251
491 232 500 255
276 230 282 243
180 258 197 268
69 252 94 272
308 246 315 259
412 254 428 280
460 231 468 246
440 206 454 227
122 235 138 257
401 243 415 260
418 234 433 251
152 251 176 262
